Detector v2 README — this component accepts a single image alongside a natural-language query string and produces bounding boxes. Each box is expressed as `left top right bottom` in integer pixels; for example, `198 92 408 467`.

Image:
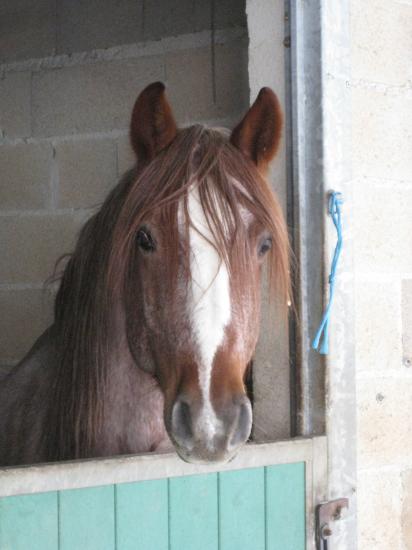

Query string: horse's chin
172 442 240 466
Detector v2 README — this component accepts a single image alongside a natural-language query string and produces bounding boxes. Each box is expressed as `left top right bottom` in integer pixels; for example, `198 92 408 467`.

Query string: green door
0 463 305 550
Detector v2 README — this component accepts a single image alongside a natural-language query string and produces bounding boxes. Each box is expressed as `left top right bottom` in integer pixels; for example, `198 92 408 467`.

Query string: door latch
316 498 349 550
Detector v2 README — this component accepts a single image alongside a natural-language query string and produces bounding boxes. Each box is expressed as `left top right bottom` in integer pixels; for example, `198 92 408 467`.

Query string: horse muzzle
168 394 252 464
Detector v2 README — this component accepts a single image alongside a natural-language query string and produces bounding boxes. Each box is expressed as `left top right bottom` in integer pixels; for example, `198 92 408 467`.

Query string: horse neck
84 308 168 455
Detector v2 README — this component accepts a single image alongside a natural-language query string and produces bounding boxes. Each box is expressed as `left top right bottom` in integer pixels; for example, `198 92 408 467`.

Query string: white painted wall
246 0 291 442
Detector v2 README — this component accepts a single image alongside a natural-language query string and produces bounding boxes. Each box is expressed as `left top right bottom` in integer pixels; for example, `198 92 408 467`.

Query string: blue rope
312 191 344 355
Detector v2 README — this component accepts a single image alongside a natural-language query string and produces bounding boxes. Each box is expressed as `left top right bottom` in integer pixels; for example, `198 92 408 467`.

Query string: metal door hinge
316 498 349 550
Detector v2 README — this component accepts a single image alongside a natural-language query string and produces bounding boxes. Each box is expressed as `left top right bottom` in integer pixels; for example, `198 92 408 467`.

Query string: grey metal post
289 1 357 548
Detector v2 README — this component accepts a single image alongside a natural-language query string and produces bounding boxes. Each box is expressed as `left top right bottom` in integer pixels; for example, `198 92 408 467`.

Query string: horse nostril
229 401 252 448
171 399 193 443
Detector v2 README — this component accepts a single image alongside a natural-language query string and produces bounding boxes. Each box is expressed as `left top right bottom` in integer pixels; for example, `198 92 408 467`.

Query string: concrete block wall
0 0 248 369
0 0 246 62
350 0 412 548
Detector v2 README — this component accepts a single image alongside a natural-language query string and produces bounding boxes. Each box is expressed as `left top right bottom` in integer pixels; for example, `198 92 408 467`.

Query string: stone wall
0 0 248 370
351 1 412 548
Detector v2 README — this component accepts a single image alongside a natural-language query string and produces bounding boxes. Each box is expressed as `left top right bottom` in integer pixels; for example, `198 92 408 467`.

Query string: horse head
111 82 289 463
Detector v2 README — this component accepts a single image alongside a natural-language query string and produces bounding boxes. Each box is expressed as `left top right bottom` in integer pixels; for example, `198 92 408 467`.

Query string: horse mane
46 125 290 460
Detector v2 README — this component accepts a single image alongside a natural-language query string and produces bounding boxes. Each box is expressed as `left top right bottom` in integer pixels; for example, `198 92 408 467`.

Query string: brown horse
0 82 289 466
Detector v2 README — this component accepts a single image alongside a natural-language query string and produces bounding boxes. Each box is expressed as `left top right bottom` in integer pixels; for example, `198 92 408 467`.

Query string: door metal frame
289 1 357 548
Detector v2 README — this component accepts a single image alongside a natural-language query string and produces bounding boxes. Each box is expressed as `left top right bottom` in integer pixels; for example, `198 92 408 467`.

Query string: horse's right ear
130 82 177 163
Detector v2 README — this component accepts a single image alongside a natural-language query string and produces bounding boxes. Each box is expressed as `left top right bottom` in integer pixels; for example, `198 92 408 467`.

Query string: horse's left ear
230 87 282 174
130 81 177 163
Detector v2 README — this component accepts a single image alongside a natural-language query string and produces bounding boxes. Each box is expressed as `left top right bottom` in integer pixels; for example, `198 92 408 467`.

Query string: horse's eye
258 237 272 257
136 228 156 253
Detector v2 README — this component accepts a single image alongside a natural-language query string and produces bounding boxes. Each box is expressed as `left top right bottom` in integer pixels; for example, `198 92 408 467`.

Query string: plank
265 462 306 550
219 467 265 550
0 491 58 550
116 479 168 550
59 485 115 550
169 473 218 550
0 461 307 550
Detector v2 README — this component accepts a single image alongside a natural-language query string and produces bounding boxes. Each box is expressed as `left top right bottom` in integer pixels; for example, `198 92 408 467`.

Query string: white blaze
187 187 231 441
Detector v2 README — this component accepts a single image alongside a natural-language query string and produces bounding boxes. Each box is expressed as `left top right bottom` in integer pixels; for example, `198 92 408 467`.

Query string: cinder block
0 0 56 63
117 135 136 176
192 0 212 33
214 39 249 118
144 0 245 41
351 0 412 86
0 214 84 284
56 139 117 208
214 0 247 29
402 280 412 366
56 0 144 55
0 72 31 138
355 280 402 372
143 0 195 41
0 365 15 377
354 184 412 273
358 469 402 550
32 56 164 137
0 143 52 209
165 40 248 125
402 469 412 550
0 289 53 363
165 47 214 124
357 378 412 468
352 88 412 181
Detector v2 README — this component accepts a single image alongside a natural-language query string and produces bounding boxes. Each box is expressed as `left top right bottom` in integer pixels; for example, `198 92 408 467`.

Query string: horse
0 82 289 466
